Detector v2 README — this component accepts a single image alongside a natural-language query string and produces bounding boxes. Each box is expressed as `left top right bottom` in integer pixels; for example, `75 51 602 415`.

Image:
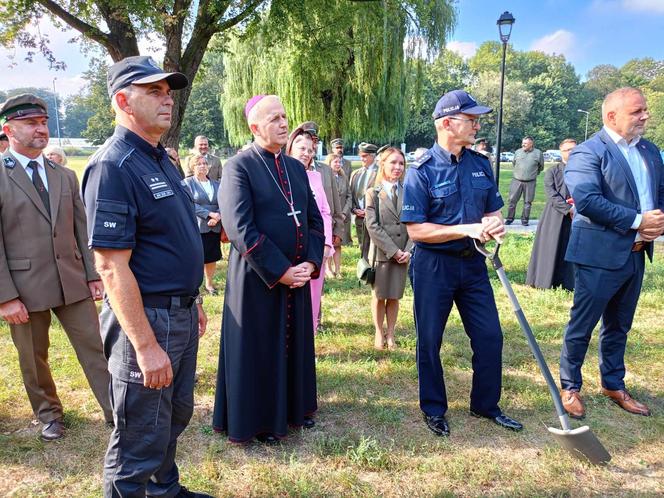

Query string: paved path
506 220 664 243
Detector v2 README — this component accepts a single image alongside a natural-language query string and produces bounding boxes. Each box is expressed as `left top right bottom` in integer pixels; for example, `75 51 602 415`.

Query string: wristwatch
195 295 204 305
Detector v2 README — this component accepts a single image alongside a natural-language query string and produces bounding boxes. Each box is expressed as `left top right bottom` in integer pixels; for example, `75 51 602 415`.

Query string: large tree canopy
0 0 266 147
221 0 456 147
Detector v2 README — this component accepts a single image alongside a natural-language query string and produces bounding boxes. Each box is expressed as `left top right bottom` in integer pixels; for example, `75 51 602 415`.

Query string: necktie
27 161 51 217
392 184 399 211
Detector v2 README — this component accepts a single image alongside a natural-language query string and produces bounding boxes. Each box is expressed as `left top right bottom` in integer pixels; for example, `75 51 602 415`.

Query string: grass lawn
1 159 661 496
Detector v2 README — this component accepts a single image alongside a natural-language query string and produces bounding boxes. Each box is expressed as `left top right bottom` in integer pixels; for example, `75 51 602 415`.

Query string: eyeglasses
448 116 481 127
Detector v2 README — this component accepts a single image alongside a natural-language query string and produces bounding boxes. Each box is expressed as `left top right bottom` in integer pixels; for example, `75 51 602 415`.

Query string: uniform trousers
10 297 112 423
412 247 503 418
101 297 198 498
560 250 645 392
506 178 537 222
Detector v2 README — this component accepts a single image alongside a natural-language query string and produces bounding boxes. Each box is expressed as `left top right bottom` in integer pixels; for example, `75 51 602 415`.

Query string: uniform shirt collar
9 147 44 170
604 125 641 148
115 125 169 161
432 142 465 164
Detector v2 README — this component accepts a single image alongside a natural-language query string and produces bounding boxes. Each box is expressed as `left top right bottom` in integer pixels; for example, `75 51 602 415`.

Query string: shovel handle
473 239 503 270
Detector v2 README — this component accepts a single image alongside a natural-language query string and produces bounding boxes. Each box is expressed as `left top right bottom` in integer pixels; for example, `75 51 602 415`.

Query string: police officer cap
107 55 189 97
359 142 378 154
475 137 488 145
330 138 343 147
376 144 390 155
432 90 492 120
0 94 49 125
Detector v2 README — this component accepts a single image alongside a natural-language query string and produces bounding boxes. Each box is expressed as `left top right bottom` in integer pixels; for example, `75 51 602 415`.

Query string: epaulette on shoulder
467 148 490 162
410 151 432 169
46 158 56 169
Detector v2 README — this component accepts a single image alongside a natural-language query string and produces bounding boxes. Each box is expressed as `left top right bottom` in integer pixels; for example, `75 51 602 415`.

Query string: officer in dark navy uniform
401 90 523 437
81 56 212 498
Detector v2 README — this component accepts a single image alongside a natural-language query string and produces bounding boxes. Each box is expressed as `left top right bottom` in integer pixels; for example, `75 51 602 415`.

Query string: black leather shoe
176 486 215 498
505 219 514 225
470 410 523 432
423 413 450 437
256 433 279 445
521 220 529 226
303 417 315 429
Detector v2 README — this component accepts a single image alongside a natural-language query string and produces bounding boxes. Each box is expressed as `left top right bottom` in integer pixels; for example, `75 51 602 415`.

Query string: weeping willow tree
222 0 456 145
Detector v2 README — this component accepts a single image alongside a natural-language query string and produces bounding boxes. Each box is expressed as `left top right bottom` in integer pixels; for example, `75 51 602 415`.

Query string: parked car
499 152 514 162
543 149 562 162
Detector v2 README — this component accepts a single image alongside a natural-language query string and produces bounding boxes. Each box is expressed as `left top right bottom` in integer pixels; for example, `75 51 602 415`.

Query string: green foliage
180 42 228 149
221 0 457 146
77 59 115 146
404 49 468 148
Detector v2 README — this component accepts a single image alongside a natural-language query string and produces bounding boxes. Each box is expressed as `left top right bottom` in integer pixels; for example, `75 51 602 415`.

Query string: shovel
473 239 611 465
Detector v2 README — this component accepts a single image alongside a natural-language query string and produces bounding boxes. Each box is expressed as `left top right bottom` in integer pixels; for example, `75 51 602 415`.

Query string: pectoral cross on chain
287 204 302 227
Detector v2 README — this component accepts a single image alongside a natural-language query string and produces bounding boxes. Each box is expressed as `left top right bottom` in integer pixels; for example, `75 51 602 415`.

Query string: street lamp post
494 11 515 187
577 109 590 141
52 78 62 146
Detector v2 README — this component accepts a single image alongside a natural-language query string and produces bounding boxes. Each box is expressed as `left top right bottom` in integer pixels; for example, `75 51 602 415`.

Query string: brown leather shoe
561 390 585 419
602 388 651 416
41 418 65 441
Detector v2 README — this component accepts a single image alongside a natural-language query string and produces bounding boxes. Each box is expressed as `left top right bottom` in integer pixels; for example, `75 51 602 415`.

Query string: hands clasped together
279 262 316 289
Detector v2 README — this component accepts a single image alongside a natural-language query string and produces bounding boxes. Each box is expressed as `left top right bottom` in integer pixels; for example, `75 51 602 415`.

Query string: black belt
142 294 197 309
440 248 476 258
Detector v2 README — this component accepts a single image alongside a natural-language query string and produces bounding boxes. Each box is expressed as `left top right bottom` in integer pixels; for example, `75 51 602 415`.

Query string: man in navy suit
560 87 664 419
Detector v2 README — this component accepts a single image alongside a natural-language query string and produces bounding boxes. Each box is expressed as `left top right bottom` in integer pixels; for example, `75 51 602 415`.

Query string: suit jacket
0 151 98 311
184 176 222 233
185 153 223 181
364 183 413 262
564 128 664 269
350 164 378 218
333 171 352 220
312 160 344 238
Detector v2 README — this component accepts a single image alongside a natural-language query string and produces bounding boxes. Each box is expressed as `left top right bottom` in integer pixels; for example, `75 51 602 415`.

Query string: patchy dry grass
1 166 662 496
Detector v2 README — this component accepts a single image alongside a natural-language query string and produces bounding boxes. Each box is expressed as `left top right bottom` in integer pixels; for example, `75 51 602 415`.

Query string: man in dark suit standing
560 87 664 419
0 94 112 440
185 135 222 180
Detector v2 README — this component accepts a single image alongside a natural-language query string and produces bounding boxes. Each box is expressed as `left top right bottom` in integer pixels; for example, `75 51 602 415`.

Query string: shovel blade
548 425 611 465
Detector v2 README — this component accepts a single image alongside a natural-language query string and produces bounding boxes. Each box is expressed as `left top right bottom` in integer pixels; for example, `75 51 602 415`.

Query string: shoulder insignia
3 157 15 169
46 159 56 169
467 148 490 162
410 150 432 169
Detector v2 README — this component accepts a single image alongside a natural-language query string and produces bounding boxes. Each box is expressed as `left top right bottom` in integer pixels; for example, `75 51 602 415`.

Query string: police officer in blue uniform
82 56 212 498
401 90 523 437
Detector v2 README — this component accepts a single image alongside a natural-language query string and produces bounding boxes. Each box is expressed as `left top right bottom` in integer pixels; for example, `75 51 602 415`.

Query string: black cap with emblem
107 55 189 97
0 94 49 126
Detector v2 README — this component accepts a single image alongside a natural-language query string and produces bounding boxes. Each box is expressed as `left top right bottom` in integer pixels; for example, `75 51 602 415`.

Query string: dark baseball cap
107 56 189 97
432 90 492 120
0 94 49 125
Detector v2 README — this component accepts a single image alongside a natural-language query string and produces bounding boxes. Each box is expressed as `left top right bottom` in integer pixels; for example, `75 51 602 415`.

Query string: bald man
212 95 324 444
559 87 664 420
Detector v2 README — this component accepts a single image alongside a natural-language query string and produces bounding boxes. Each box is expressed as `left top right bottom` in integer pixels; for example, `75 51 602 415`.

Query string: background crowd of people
1 53 661 497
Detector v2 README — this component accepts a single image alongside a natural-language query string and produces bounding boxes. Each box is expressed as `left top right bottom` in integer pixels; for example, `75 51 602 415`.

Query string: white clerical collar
10 147 45 170
604 126 640 148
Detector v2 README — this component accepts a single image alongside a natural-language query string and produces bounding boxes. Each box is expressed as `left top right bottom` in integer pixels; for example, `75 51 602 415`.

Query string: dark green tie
392 184 398 210
27 161 51 217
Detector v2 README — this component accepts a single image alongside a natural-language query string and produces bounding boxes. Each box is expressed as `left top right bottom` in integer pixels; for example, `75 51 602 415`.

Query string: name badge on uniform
141 174 174 199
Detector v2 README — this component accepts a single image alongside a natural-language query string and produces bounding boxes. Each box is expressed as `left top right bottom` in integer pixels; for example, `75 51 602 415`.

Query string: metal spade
474 239 611 465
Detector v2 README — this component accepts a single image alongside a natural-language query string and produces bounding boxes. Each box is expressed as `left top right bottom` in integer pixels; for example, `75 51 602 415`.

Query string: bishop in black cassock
212 95 324 443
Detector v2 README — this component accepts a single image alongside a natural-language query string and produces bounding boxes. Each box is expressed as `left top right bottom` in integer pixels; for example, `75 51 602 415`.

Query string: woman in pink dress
286 126 333 334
